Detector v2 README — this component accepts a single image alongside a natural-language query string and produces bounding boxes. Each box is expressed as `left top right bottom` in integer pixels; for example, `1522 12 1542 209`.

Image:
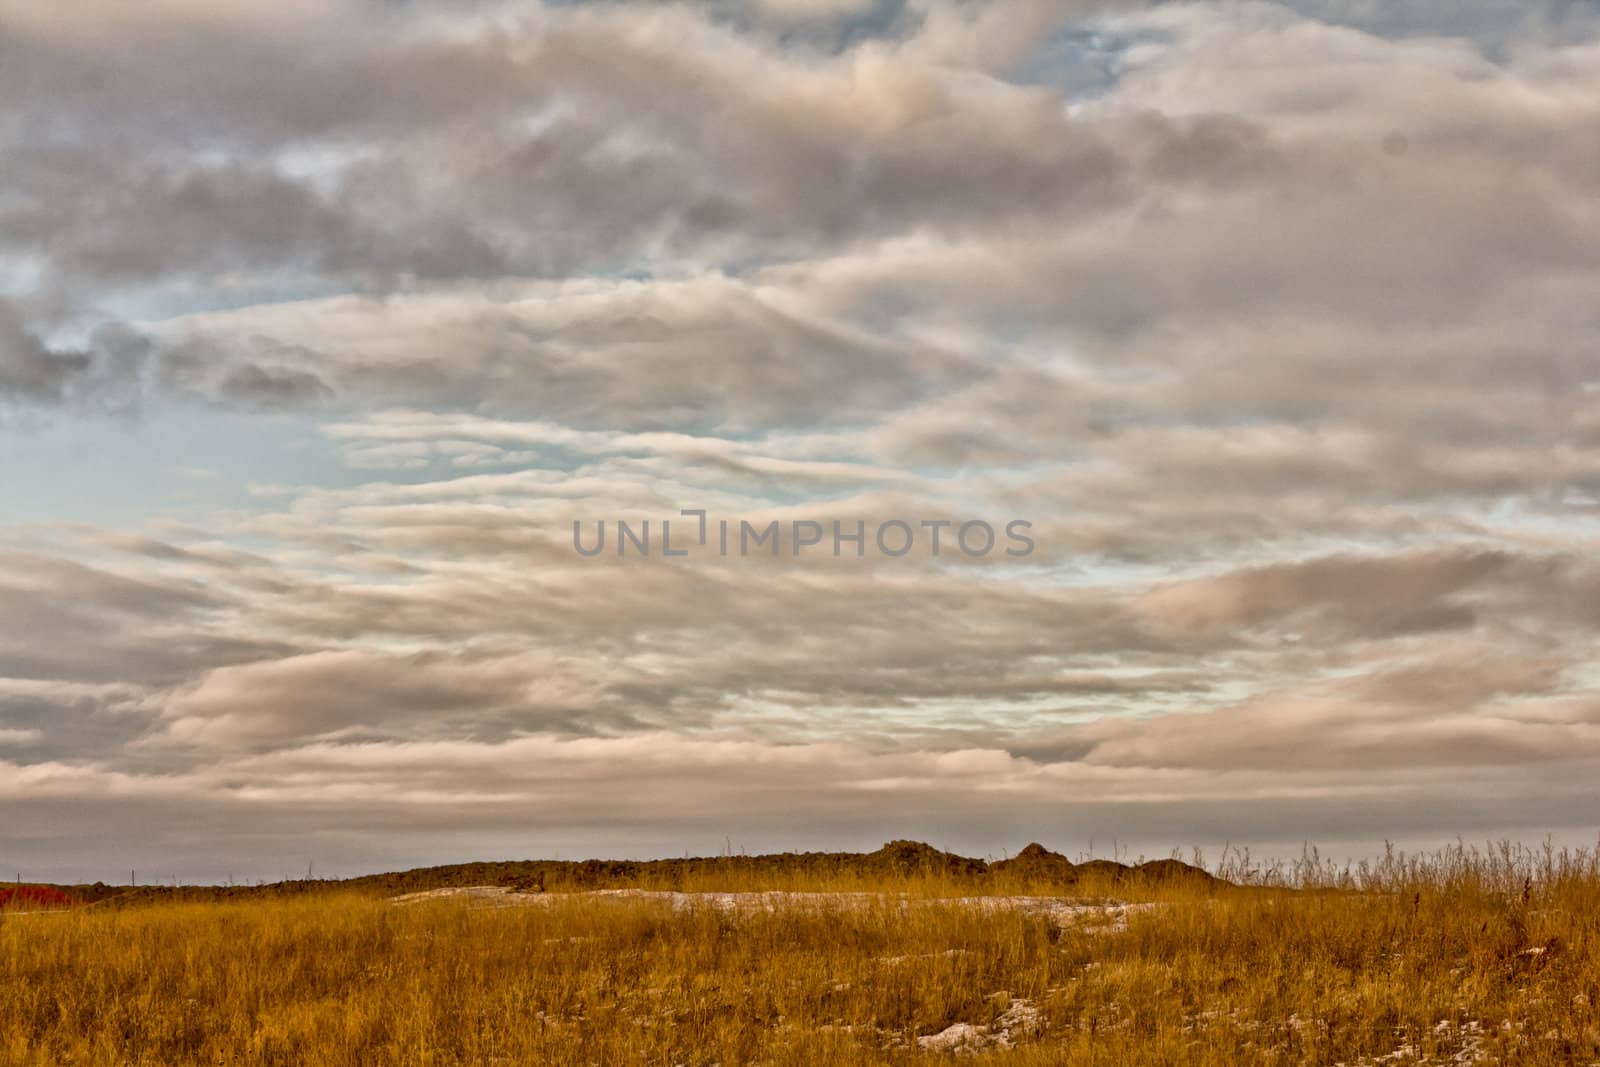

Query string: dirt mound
989 846 1217 890
1131 858 1218 887
866 840 989 879
990 843 1078 885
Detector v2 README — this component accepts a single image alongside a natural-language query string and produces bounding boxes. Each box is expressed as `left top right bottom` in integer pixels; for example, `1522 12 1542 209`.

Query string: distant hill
42 841 1218 907
339 840 1215 896
989 841 1082 882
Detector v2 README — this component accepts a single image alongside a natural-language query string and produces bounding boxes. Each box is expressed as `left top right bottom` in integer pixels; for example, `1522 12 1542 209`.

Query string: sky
2 0 1599 884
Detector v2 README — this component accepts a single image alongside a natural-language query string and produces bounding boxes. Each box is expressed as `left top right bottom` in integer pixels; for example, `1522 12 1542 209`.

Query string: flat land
2 845 1598 1065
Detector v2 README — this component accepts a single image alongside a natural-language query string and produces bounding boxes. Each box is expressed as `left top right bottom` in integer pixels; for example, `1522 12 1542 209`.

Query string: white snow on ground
916 996 1045 1055
389 886 1153 931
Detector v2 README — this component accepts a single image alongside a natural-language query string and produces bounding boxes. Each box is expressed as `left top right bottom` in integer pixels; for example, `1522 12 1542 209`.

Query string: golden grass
3 843 1599 1065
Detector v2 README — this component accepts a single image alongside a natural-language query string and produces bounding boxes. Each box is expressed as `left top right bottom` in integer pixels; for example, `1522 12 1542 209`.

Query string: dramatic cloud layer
2 0 1598 882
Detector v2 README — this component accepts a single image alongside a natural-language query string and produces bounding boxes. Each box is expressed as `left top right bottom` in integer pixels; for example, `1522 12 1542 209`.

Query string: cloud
0 300 154 408
158 648 612 746
1136 548 1516 638
749 0 885 25
3 0 1600 877
6 727 1600 883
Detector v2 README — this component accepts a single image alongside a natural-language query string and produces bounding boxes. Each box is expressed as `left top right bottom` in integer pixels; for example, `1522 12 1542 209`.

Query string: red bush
0 885 75 909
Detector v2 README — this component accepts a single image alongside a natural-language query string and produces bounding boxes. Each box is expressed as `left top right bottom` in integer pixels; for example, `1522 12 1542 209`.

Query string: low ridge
30 841 1218 907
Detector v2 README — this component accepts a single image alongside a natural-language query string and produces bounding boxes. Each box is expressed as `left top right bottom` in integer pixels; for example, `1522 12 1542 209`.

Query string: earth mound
990 843 1078 885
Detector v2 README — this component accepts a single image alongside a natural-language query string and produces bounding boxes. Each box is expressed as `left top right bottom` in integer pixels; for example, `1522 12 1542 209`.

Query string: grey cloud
0 300 91 403
0 301 152 408
1074 657 1600 773
0 2 1309 416
1137 548 1515 638
7 0 1599 445
154 279 987 428
0 546 295 689
6 732 1600 884
1 0 1131 302
22 515 1596 767
5 0 1600 877
6 160 366 285
215 362 337 407
158 647 625 747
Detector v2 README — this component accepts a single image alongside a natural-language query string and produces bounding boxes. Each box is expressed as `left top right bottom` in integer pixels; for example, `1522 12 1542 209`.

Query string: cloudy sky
3 0 1599 883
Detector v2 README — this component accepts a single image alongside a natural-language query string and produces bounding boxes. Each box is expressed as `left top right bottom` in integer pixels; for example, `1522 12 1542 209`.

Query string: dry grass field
2 842 1599 1066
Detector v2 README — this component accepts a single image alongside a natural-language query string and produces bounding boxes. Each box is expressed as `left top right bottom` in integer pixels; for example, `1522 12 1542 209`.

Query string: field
2 843 1599 1066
